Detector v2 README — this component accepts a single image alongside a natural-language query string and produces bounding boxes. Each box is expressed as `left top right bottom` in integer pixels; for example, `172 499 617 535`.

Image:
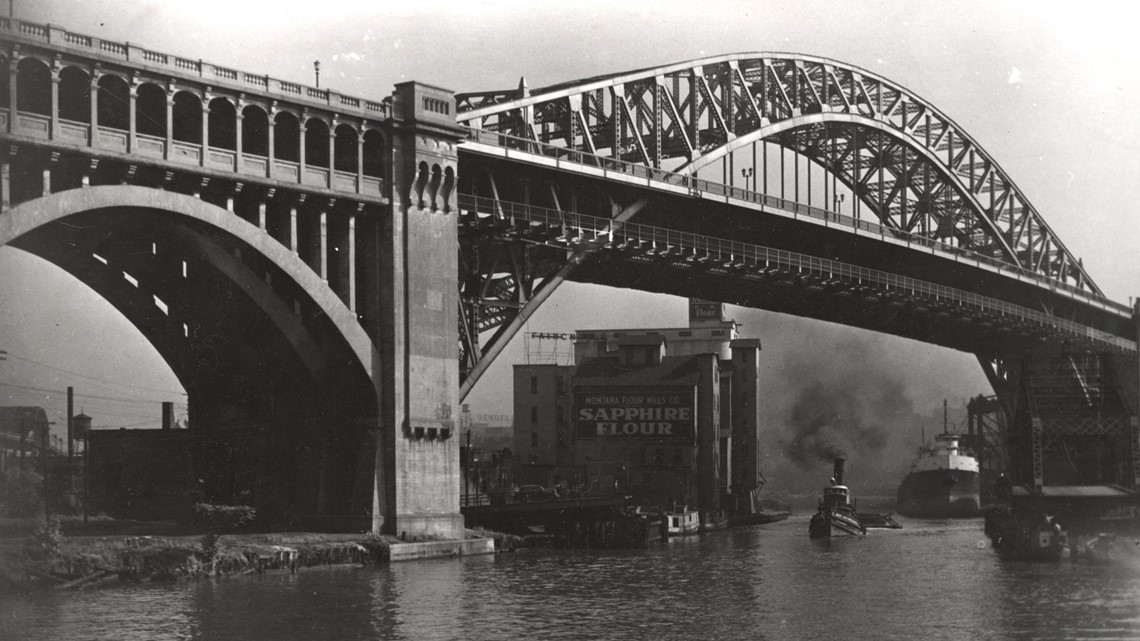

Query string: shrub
26 515 63 560
190 503 256 532
0 468 44 518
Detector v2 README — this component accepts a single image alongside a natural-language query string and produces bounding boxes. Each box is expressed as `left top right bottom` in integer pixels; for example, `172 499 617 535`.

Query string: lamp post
834 193 845 214
740 167 754 194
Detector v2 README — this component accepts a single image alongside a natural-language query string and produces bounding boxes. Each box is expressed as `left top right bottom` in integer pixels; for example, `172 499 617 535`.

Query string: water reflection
2 518 1139 640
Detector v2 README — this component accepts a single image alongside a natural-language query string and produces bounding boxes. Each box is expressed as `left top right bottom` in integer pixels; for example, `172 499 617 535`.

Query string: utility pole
67 386 74 459
41 423 49 522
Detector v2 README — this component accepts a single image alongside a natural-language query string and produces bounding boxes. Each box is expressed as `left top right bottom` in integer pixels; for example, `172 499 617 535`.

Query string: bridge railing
460 194 1136 352
463 128 1128 317
0 17 389 118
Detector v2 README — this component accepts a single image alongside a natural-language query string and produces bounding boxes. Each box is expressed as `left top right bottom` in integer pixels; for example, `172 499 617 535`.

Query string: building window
531 432 538 448
679 331 692 337
531 407 538 424
530 376 538 394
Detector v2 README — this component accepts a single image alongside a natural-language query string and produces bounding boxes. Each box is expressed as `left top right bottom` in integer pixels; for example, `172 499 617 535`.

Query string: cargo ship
897 407 980 518
809 458 866 538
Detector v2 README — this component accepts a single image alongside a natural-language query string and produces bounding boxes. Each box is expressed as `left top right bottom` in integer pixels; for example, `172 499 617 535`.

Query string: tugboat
809 458 866 538
897 400 980 518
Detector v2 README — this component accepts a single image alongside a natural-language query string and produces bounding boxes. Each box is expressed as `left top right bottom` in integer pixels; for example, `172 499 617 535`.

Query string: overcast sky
2 1 1137 457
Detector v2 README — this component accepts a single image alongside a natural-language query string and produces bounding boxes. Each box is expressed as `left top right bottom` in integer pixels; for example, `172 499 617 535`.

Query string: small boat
897 401 980 518
809 458 866 538
664 506 700 537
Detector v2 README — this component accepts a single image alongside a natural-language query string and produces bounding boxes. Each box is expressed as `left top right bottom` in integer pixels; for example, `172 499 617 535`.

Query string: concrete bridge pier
372 83 466 539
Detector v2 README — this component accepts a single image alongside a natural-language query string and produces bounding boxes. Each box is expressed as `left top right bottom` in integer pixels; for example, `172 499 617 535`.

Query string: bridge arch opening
362 129 385 178
135 83 166 138
96 74 129 130
242 104 269 157
2 187 380 524
273 111 300 162
304 117 330 168
207 96 236 150
16 56 50 116
172 90 202 144
333 123 357 173
57 66 90 123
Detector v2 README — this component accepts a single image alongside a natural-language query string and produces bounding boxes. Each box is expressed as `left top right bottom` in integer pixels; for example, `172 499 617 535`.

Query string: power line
1 352 184 397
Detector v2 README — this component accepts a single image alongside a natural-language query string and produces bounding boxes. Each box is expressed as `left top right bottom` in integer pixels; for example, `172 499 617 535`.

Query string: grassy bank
0 518 508 591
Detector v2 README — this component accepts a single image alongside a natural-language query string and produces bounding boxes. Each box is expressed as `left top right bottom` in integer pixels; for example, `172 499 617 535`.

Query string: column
356 129 364 194
200 98 209 168
1 159 9 212
298 109 307 184
289 200 299 254
258 200 267 231
163 91 173 160
235 105 244 173
318 208 327 280
49 67 59 140
88 72 98 147
127 78 137 153
347 211 357 312
267 102 276 179
328 115 337 189
7 57 16 134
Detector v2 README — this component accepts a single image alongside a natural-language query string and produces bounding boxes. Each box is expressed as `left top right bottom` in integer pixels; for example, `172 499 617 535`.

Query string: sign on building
688 298 723 323
575 387 695 441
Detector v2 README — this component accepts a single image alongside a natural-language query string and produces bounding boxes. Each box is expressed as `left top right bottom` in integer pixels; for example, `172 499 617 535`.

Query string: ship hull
897 468 980 518
809 509 865 538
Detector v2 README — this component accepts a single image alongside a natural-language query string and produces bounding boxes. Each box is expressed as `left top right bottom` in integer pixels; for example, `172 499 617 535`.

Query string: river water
4 516 1140 641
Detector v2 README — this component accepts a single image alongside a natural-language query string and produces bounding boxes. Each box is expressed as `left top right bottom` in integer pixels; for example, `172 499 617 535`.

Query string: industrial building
512 300 765 526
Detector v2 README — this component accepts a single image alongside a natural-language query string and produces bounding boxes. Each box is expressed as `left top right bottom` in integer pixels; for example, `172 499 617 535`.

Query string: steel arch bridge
457 53 1099 292
453 53 1140 497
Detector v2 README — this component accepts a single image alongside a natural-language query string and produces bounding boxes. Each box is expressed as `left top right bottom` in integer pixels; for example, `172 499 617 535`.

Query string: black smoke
782 379 894 467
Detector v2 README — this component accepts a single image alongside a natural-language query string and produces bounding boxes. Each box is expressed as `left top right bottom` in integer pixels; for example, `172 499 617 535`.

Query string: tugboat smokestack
833 457 846 486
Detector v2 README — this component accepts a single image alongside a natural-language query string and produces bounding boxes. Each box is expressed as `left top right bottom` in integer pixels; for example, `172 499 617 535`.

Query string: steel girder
978 351 1139 491
456 54 1100 296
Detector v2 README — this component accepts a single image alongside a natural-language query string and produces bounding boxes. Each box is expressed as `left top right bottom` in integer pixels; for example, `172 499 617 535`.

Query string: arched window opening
333 123 358 173
413 161 429 208
171 91 202 143
135 83 167 137
304 118 330 167
241 104 269 156
207 97 236 150
428 164 443 210
273 111 299 162
96 74 130 130
16 57 51 116
57 66 90 123
362 129 385 177
440 166 456 212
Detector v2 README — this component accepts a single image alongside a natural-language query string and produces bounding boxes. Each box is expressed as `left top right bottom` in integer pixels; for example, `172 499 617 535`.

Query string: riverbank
0 519 509 592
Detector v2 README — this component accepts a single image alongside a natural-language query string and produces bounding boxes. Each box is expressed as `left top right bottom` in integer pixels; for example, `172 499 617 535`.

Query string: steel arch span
457 52 1099 296
1 186 380 521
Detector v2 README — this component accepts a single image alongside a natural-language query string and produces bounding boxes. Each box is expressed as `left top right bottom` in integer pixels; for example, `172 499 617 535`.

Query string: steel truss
458 54 1100 295
980 351 1140 492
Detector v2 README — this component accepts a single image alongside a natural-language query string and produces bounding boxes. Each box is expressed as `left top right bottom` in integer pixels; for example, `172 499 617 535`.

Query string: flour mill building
512 300 765 526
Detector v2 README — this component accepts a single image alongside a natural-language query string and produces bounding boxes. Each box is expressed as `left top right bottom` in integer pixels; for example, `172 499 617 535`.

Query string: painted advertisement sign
575 387 695 440
688 299 723 323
